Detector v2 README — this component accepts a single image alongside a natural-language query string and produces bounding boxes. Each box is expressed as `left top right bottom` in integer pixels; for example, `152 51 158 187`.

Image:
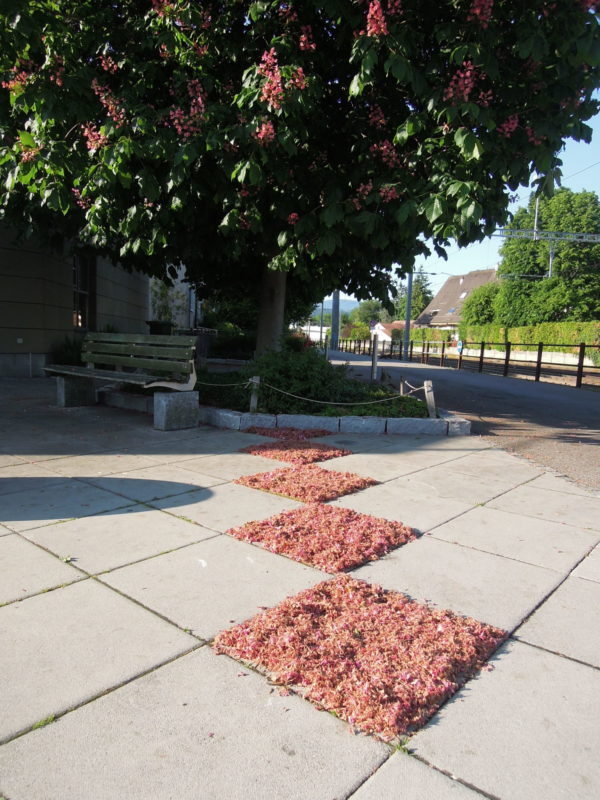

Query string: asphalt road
330 352 600 492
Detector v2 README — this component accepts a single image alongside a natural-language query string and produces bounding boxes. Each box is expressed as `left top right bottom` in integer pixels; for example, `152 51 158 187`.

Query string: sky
327 109 600 303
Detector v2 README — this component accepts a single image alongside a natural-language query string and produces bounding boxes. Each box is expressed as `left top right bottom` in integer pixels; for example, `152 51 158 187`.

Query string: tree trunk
255 267 287 356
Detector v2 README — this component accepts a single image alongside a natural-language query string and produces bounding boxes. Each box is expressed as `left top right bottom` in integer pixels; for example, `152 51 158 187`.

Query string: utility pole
402 270 413 362
330 289 340 350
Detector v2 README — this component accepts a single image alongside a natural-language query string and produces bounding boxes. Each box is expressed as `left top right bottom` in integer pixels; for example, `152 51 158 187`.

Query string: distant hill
315 298 359 315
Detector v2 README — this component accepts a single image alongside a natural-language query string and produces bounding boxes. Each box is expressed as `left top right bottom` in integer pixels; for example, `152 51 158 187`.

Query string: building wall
0 229 149 376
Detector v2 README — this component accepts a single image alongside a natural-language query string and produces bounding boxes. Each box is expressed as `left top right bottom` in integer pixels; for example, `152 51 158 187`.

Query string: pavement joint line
69 473 231 503
89 572 210 640
510 636 600 673
341 750 396 798
0 642 206 749
2 499 138 535
505 538 600 641
474 501 600 532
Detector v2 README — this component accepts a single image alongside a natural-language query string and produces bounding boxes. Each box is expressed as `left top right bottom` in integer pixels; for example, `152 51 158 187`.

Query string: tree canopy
1 1 599 349
393 266 433 318
493 188 600 324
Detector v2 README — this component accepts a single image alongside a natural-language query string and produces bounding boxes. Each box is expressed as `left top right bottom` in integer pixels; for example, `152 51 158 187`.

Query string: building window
73 253 96 329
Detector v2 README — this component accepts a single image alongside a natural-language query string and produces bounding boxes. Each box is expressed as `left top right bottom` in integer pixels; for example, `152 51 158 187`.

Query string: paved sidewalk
0 378 599 800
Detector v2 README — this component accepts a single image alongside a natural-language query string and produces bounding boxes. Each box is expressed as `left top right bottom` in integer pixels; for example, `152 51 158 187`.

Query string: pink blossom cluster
258 48 284 108
525 126 544 146
467 0 494 28
193 43 209 58
1 60 34 92
81 123 109 152
71 188 90 210
444 61 478 104
278 3 298 22
100 54 118 74
357 179 374 198
150 0 175 17
367 1 388 36
368 104 387 128
20 147 40 163
379 185 399 202
287 212 299 225
91 78 126 126
497 114 519 138
235 464 377 503
253 119 276 145
288 67 306 90
387 0 402 13
226 504 416 573
49 57 64 87
159 44 171 59
370 139 401 168
299 25 316 51
478 89 493 107
168 79 206 139
214 575 507 740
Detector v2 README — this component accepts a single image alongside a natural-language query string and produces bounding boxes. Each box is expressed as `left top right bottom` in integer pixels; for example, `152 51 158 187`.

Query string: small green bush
197 348 428 418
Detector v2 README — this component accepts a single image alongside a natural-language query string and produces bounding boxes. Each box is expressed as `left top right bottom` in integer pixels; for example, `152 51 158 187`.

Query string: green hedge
458 321 600 354
409 328 453 343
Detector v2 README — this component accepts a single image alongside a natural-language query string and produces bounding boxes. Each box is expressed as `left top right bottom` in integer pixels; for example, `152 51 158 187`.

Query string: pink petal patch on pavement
214 575 507 741
227 503 416 572
240 440 352 465
235 464 377 502
244 426 333 440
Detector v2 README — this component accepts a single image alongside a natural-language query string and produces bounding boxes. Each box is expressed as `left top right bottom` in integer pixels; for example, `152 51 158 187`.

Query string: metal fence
334 338 600 390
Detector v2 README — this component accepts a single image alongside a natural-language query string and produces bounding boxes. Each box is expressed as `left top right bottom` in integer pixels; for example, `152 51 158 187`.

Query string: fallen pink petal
245 426 333 440
235 464 377 502
227 504 416 572
240 440 352 465
214 575 507 741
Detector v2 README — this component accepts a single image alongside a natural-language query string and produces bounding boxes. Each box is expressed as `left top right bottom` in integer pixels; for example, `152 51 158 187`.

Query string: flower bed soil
214 575 507 741
227 503 416 572
235 464 377 502
240 440 352 465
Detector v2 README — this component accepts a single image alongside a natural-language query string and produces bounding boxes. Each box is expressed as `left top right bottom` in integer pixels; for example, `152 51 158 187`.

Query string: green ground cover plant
198 349 428 418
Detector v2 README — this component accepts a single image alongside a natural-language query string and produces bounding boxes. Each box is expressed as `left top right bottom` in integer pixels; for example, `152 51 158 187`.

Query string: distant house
415 268 497 331
372 321 415 342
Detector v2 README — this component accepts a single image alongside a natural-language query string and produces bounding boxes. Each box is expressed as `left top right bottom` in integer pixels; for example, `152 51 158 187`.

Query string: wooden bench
44 332 200 430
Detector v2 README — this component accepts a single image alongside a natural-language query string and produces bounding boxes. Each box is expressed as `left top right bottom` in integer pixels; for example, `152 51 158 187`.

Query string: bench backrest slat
81 332 196 376
85 333 196 346
84 342 195 360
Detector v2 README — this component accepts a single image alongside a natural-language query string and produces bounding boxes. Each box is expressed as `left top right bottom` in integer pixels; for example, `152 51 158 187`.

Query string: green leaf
18 130 35 148
349 74 363 97
321 203 344 228
423 196 447 223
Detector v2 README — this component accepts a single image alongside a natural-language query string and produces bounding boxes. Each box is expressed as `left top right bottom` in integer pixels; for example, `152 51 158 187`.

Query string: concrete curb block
199 405 471 436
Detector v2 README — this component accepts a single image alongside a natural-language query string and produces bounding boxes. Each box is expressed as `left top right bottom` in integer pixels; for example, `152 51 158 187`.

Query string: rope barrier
195 378 251 388
253 378 409 407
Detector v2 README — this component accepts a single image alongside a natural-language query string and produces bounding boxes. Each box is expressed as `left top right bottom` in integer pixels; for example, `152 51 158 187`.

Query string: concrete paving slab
179 452 287 480
0 462 67 496
429 506 599 573
101 535 326 639
23 505 217 574
528 472 599 497
447 448 544 484
489 484 600 530
412 640 600 800
0 454 27 468
0 579 196 742
129 429 270 462
44 452 160 477
148 482 302 533
396 464 517 505
330 480 474 532
516 577 600 667
572 541 600 583
0 534 82 605
83 463 225 503
352 752 485 799
0 647 389 800
0 479 134 533
0 522 11 536
351 536 562 630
